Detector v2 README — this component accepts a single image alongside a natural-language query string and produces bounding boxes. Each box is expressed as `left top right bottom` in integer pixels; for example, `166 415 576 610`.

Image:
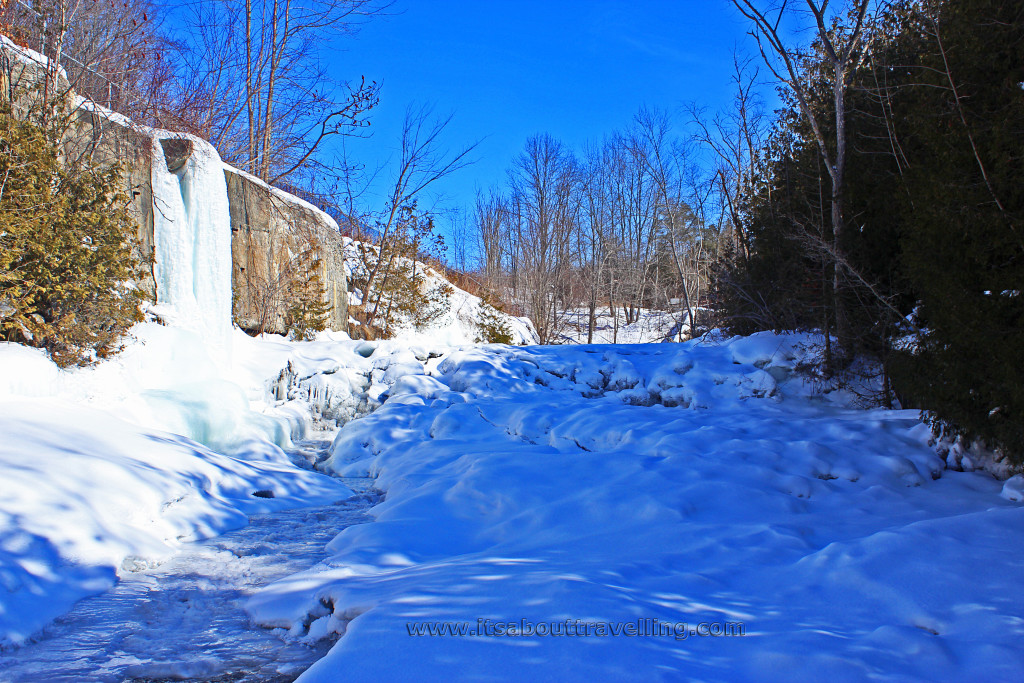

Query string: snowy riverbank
254 333 1024 682
0 318 513 652
2 328 1023 681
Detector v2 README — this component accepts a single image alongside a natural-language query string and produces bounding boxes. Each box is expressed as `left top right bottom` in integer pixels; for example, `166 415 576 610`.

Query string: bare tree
606 129 658 328
634 107 703 336
167 0 384 189
472 107 729 345
1 0 168 123
475 188 508 286
577 141 616 343
355 104 477 332
732 0 872 357
688 54 771 262
504 134 580 344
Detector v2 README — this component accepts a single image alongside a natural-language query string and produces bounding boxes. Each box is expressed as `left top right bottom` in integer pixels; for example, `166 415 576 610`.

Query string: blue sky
332 1 759 219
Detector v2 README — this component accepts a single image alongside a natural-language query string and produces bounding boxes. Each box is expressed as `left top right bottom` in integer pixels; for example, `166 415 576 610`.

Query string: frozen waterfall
151 135 234 360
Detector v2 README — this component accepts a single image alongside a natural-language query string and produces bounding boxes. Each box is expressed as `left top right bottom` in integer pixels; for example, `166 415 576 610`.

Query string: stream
0 440 379 683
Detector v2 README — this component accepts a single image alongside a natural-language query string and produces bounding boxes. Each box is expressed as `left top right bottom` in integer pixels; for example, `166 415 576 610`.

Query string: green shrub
475 294 514 344
0 107 144 366
350 209 452 338
283 239 331 341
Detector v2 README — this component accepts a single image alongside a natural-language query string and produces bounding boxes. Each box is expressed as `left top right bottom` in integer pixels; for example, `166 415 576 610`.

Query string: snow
0 51 1019 669
407 267 537 346
2 325 1023 679
151 135 234 362
3 29 1021 680
0 466 377 682
0 325 373 649
1001 475 1024 502
0 314 509 653
340 236 537 346
0 400 350 648
0 35 66 81
559 306 699 344
234 333 1024 682
74 96 135 129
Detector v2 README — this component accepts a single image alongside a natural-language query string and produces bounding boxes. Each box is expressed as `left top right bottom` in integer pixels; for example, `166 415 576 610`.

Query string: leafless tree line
1 0 167 119
0 0 386 194
475 108 735 344
169 0 385 190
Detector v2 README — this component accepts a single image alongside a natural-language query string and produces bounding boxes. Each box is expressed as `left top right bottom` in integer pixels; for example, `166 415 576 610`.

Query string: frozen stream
0 439 380 683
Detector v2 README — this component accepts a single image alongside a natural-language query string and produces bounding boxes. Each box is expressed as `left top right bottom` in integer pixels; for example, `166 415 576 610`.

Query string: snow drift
0 395 350 647
244 333 1024 682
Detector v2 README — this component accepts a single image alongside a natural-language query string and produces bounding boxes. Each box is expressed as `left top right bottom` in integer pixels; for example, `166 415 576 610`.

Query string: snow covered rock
1001 474 1024 502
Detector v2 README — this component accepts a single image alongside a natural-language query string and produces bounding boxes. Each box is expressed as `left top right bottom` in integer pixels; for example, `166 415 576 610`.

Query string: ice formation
151 135 234 361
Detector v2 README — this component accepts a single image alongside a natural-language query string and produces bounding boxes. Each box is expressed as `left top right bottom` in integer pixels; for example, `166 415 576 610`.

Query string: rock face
225 168 348 335
68 108 159 297
0 35 348 336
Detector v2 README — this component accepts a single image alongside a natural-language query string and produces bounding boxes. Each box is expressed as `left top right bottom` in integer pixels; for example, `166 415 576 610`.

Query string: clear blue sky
332 1 759 221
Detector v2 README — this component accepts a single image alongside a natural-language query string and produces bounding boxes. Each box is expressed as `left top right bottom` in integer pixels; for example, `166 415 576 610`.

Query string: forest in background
0 0 1020 463
463 0 1022 465
714 0 1023 464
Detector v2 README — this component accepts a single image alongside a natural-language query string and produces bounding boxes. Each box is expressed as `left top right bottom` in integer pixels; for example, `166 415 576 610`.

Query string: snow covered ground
247 333 1024 682
341 239 538 346
0 313 514 657
0 336 351 650
0 462 379 683
2 326 1023 681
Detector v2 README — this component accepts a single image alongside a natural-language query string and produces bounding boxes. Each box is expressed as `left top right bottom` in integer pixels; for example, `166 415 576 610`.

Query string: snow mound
341 236 537 346
243 333 1024 682
0 400 349 648
1001 475 1024 502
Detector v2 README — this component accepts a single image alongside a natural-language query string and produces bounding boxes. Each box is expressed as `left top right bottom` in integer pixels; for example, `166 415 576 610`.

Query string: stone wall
0 35 348 335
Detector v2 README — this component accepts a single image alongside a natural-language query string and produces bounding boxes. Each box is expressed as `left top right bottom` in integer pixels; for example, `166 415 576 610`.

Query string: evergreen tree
889 0 1024 461
283 240 332 341
0 107 144 366
710 87 839 339
475 291 514 344
715 0 1024 456
350 204 452 339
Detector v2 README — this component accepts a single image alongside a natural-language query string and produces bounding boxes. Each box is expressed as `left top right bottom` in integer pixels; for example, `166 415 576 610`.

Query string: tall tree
889 0 1024 461
0 0 167 122
733 0 872 361
168 0 383 189
505 134 580 344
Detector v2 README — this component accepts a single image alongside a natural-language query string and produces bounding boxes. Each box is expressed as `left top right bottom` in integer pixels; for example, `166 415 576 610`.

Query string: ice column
151 135 234 360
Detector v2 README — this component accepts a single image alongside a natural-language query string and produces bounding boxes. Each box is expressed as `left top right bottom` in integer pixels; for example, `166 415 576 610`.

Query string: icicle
150 135 233 361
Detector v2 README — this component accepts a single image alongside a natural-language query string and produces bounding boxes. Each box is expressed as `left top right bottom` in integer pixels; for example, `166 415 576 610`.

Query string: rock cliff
0 35 348 337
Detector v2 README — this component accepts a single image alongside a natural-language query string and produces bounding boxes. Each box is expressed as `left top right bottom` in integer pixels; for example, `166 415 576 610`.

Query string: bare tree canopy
0 0 169 119
472 113 723 344
166 0 387 189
